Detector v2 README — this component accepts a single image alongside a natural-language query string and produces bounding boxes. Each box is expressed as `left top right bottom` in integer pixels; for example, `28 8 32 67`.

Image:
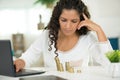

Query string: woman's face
59 9 80 36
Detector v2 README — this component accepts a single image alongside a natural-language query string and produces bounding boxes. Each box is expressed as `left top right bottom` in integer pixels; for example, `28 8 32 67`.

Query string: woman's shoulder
87 31 97 37
32 30 49 45
87 31 96 36
38 30 49 37
34 30 49 41
81 31 98 42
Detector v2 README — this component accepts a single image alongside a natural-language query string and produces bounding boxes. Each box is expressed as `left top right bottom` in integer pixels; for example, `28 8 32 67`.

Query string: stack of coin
65 62 74 73
77 69 81 73
54 57 64 71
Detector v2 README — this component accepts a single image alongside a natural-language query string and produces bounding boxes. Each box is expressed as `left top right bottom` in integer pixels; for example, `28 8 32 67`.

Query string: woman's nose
65 22 71 28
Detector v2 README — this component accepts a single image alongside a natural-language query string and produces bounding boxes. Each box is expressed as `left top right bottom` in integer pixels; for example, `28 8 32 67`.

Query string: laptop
0 40 45 77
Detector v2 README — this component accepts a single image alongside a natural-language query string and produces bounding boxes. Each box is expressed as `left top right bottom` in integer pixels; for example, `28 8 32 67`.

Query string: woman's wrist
96 26 107 42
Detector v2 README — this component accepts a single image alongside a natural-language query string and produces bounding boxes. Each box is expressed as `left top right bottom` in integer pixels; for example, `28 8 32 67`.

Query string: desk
0 66 120 80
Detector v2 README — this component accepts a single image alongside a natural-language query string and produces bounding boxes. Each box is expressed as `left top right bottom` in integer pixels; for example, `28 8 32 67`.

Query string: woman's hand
78 13 101 32
78 14 107 42
14 59 25 72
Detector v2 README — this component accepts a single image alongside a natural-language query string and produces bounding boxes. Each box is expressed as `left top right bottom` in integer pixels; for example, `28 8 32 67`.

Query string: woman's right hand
14 59 25 72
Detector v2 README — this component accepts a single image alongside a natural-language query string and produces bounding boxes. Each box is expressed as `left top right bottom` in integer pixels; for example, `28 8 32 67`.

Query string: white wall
84 0 120 37
0 0 52 49
0 0 120 49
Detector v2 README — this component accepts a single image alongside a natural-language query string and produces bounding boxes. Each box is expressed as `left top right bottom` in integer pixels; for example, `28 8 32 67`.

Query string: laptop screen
0 40 15 76
0 40 45 77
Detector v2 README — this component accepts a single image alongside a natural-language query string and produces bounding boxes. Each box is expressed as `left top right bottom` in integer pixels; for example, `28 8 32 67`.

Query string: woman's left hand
78 13 107 42
78 13 101 32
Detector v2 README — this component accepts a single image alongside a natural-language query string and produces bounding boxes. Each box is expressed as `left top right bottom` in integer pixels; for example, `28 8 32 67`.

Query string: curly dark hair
46 0 91 56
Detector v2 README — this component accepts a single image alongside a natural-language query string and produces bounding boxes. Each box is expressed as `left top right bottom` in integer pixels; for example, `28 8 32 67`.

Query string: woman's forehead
60 9 80 19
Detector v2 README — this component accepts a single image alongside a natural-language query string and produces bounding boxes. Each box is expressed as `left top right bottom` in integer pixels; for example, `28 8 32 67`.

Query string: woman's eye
72 20 78 23
61 19 67 22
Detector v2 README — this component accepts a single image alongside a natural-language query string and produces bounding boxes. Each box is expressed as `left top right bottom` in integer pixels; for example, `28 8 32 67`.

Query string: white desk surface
0 66 120 80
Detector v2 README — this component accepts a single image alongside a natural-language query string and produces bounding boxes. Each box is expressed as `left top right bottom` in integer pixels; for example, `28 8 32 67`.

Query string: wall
84 0 120 37
0 0 120 50
0 0 52 49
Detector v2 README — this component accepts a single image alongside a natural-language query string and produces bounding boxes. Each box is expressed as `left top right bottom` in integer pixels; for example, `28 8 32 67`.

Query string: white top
20 30 113 70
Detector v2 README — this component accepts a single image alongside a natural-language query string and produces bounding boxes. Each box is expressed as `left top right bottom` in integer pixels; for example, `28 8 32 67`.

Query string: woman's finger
16 66 20 72
82 13 88 20
77 14 89 30
77 21 87 30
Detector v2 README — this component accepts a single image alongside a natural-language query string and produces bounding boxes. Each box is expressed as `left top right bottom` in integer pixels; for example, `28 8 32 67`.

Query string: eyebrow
60 17 79 21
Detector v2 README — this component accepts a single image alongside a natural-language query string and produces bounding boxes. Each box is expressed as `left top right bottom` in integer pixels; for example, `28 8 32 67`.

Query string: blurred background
0 0 120 58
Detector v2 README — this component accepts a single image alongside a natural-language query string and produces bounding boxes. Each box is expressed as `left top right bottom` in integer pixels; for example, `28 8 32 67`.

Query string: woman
14 0 113 72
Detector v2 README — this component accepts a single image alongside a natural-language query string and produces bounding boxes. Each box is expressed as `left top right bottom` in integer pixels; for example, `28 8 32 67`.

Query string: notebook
0 40 45 77
20 75 67 80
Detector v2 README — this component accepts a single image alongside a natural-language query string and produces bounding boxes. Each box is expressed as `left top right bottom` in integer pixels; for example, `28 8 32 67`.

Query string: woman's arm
88 32 113 66
95 27 107 42
14 39 43 72
14 31 48 72
78 14 107 42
